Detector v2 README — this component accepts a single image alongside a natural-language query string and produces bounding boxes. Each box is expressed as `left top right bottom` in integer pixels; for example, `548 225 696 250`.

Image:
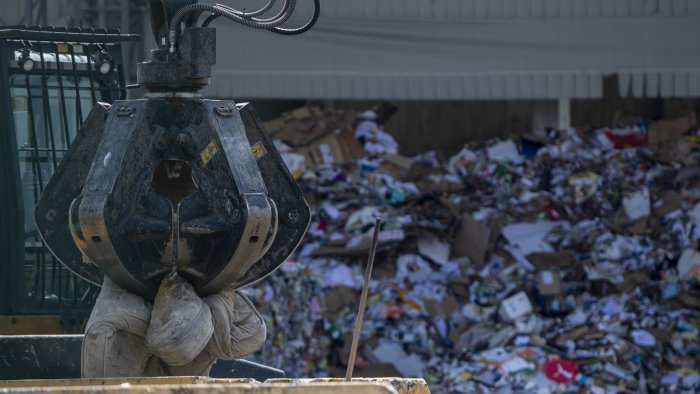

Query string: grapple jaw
36 100 310 299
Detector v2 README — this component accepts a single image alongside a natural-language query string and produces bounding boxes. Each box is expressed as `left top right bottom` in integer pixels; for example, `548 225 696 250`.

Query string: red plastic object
602 130 647 149
543 357 579 384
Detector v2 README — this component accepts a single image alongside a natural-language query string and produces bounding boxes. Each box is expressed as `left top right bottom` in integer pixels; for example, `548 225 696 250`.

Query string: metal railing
0 25 138 323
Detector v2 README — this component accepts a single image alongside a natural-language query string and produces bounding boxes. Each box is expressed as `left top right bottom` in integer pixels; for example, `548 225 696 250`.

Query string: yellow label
56 43 69 53
251 141 267 159
200 140 219 166
12 96 27 112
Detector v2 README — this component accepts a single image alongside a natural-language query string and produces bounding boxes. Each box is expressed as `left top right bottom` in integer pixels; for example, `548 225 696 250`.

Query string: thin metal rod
68 46 84 129
24 75 44 307
37 44 58 170
53 44 72 149
84 43 98 106
24 75 44 190
0 29 140 43
346 217 382 381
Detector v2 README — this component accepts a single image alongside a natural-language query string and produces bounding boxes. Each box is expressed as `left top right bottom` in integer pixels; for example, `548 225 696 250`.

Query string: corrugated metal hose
169 0 320 53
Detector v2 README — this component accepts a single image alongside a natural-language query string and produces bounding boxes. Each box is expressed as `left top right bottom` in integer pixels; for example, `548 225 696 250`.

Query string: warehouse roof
206 0 700 100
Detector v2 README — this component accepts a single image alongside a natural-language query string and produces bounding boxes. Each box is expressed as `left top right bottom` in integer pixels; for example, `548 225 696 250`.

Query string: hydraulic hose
225 0 278 18
169 0 320 52
201 1 291 27
169 1 296 52
202 0 279 27
269 0 319 35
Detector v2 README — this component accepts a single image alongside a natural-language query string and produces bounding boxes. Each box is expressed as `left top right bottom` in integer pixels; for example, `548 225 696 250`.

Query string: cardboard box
499 291 533 321
454 213 491 267
537 269 561 295
415 180 465 194
647 112 697 150
265 106 353 148
287 106 319 120
296 129 364 167
262 117 286 135
656 138 694 164
526 251 574 270
276 119 328 147
653 188 682 217
379 154 413 180
323 286 356 320
423 296 460 318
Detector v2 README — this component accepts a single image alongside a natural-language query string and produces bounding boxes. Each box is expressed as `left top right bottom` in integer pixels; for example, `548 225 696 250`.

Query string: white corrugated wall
0 1 26 26
4 0 698 100
206 0 700 100
320 0 700 18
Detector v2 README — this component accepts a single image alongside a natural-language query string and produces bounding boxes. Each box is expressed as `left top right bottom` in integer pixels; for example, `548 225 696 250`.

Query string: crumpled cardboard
243 104 700 393
653 188 682 217
368 342 426 377
647 112 697 151
656 138 696 164
568 172 599 203
379 154 413 180
526 251 575 270
453 213 491 267
296 129 365 167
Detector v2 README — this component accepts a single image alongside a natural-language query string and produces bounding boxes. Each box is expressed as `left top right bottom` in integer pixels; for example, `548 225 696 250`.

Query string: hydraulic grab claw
35 0 318 299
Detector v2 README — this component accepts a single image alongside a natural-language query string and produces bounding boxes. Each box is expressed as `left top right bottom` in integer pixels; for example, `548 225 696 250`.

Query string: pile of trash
243 105 700 393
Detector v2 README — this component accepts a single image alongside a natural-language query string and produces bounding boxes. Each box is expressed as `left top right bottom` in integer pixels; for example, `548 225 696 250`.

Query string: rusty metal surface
0 377 250 388
267 378 431 394
0 380 401 394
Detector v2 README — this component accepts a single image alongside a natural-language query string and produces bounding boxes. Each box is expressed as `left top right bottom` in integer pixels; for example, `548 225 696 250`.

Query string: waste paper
244 106 700 393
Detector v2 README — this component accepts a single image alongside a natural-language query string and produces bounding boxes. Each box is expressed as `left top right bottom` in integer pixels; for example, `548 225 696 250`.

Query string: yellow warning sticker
200 140 219 166
12 96 27 112
251 142 267 159
57 43 69 53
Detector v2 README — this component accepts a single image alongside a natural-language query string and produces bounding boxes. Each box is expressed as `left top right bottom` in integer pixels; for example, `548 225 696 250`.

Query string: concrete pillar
532 98 571 135
557 98 571 129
